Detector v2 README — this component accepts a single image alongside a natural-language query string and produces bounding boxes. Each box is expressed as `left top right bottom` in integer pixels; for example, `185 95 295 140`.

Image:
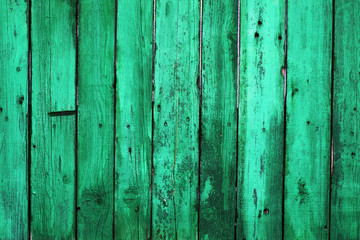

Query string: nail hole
99 123 102 128
227 122 231 127
16 67 21 72
351 152 356 158
351 132 354 136
262 128 266 132
164 121 168 127
5 116 8 121
263 208 269 215
126 125 130 129
278 35 282 40
307 121 310 125
292 89 298 97
255 32 259 38
258 20 262 25
128 148 132 154
18 95 24 105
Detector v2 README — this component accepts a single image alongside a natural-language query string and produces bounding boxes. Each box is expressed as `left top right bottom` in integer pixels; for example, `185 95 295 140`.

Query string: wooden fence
0 0 358 239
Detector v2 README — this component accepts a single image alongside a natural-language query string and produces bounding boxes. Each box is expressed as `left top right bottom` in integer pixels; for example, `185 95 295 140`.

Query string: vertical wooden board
77 0 115 238
237 1 285 239
49 0 76 112
199 0 238 239
0 0 28 238
115 0 153 239
285 0 332 239
31 0 76 237
31 116 75 239
32 0 76 113
152 0 200 239
331 1 360 239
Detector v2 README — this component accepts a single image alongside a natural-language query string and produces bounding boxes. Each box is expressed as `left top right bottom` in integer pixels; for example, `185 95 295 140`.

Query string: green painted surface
199 0 238 239
331 1 360 239
31 0 76 238
77 0 115 239
0 0 28 238
32 0 76 113
237 1 285 239
285 0 332 239
115 1 153 239
31 116 75 239
152 0 200 239
3 1 360 238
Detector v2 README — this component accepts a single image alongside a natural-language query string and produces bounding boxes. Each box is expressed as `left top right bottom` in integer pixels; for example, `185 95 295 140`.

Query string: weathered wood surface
152 0 200 239
331 0 360 239
0 0 28 238
3 1 360 238
285 0 332 239
31 116 75 239
199 0 238 239
114 0 153 239
237 0 285 239
30 0 76 238
77 0 115 238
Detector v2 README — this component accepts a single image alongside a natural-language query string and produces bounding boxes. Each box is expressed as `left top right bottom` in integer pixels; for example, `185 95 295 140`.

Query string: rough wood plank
31 116 76 239
285 0 332 239
0 0 28 238
32 0 76 112
237 1 285 239
331 1 360 239
31 0 76 237
114 1 153 239
46 0 76 112
152 0 200 238
199 0 238 239
77 0 115 238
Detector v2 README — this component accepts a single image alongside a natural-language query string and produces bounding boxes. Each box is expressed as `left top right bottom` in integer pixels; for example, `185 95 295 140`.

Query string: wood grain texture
31 116 75 239
152 0 200 239
114 1 153 239
199 0 238 239
77 0 115 238
31 0 76 237
237 1 285 239
331 1 360 239
33 0 76 113
0 0 28 238
285 0 332 239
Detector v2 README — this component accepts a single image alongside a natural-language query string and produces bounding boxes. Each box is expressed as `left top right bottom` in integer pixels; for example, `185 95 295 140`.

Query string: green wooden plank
77 0 115 238
31 0 76 238
32 0 76 113
285 0 332 239
114 1 153 239
31 116 75 239
0 0 28 238
199 0 238 239
237 1 285 239
152 0 200 239
331 1 360 239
